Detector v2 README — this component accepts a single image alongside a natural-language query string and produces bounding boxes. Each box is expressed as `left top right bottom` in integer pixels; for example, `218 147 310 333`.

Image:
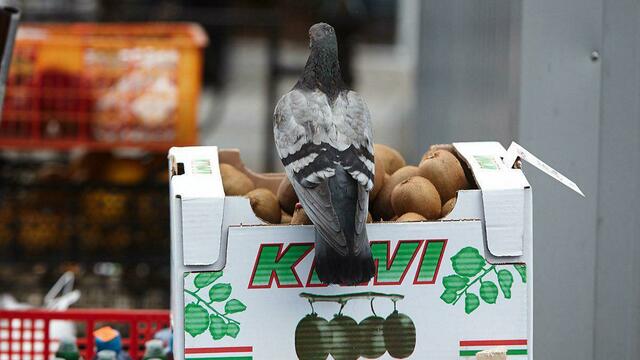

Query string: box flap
453 142 528 257
169 146 225 266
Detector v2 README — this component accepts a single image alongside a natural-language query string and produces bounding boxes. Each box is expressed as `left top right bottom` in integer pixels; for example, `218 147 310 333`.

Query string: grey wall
517 0 602 358
594 0 640 358
415 0 520 159
417 0 640 359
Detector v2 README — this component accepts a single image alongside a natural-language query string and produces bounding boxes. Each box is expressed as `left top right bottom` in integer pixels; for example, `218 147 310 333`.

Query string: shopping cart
0 308 170 360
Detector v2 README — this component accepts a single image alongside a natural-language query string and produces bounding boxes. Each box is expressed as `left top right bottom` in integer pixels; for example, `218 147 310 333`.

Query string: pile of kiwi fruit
219 144 474 225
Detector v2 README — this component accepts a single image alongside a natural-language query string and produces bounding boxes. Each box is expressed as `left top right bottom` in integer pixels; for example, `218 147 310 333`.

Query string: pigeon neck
296 45 346 102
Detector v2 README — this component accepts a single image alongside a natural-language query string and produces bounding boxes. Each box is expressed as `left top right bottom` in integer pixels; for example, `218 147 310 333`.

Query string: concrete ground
198 39 416 172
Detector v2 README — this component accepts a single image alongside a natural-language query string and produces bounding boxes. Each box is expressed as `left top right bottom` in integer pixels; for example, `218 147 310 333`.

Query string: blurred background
0 0 637 359
0 0 419 310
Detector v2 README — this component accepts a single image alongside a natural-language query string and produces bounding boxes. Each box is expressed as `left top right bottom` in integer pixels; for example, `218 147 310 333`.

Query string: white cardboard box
169 142 537 360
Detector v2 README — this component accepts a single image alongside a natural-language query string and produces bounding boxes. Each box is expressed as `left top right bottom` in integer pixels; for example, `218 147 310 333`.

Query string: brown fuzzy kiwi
374 144 406 175
220 163 255 196
281 210 293 224
397 212 427 222
291 204 312 225
421 145 476 189
441 196 457 218
371 166 421 220
419 144 456 166
418 150 469 203
277 177 298 215
367 212 373 223
391 176 441 220
370 157 386 201
245 188 281 224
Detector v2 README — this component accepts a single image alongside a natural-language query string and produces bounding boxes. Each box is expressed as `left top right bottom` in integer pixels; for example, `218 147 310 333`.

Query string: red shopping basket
0 309 170 360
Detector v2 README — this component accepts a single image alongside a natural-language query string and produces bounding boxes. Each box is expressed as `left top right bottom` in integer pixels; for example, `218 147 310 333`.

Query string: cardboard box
169 142 537 360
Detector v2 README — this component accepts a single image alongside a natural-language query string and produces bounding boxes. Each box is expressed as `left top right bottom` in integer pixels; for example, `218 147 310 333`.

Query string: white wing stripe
285 152 319 173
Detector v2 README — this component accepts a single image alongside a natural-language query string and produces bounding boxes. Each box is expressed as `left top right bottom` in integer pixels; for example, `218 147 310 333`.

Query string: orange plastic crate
0 23 207 151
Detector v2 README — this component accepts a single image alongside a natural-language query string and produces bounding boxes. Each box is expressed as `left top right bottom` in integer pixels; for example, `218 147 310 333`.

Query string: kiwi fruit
421 145 476 189
420 151 436 166
291 204 312 225
441 196 457 218
245 188 281 224
281 210 293 224
220 163 255 196
419 144 456 166
371 166 420 220
370 158 386 201
367 212 373 223
374 144 406 175
277 177 299 215
418 150 469 203
396 212 427 222
391 176 441 220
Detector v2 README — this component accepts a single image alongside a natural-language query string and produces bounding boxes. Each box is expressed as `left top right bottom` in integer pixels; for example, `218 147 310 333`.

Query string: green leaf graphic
209 283 232 302
465 293 480 314
443 274 469 291
498 270 514 299
451 247 486 277
440 289 457 304
514 264 527 283
194 272 222 289
479 281 498 304
209 315 227 340
225 299 247 314
184 303 210 337
226 323 240 338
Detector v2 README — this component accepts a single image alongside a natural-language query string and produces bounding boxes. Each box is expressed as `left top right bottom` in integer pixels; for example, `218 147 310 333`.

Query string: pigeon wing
274 89 347 253
273 89 375 256
333 90 375 191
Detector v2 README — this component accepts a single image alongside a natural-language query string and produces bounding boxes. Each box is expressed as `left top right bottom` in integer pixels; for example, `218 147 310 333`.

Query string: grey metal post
417 0 640 359
594 0 640 358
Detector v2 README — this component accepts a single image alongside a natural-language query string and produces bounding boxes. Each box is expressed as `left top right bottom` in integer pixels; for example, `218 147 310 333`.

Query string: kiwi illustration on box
295 292 416 360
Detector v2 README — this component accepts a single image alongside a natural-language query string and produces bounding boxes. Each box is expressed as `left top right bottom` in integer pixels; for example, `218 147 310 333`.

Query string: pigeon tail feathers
314 230 375 286
312 166 375 285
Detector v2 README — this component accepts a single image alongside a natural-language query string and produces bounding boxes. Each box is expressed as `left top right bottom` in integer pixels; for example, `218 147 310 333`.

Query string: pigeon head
296 22 346 101
309 23 337 51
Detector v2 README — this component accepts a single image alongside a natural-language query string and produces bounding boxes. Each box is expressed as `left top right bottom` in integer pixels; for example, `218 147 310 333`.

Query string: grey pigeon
273 23 375 285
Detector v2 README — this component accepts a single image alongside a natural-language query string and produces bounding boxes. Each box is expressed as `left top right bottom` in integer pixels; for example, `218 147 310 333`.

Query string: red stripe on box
459 339 528 347
185 346 253 354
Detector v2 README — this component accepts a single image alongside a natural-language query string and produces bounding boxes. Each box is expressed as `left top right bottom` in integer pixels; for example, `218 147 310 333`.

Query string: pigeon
273 23 375 285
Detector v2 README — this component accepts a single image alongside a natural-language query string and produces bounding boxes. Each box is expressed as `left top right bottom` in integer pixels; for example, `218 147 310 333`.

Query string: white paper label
504 142 585 197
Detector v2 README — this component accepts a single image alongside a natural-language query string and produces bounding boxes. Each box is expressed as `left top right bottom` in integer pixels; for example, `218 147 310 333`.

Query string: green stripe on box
508 349 528 355
460 349 528 356
186 357 252 360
